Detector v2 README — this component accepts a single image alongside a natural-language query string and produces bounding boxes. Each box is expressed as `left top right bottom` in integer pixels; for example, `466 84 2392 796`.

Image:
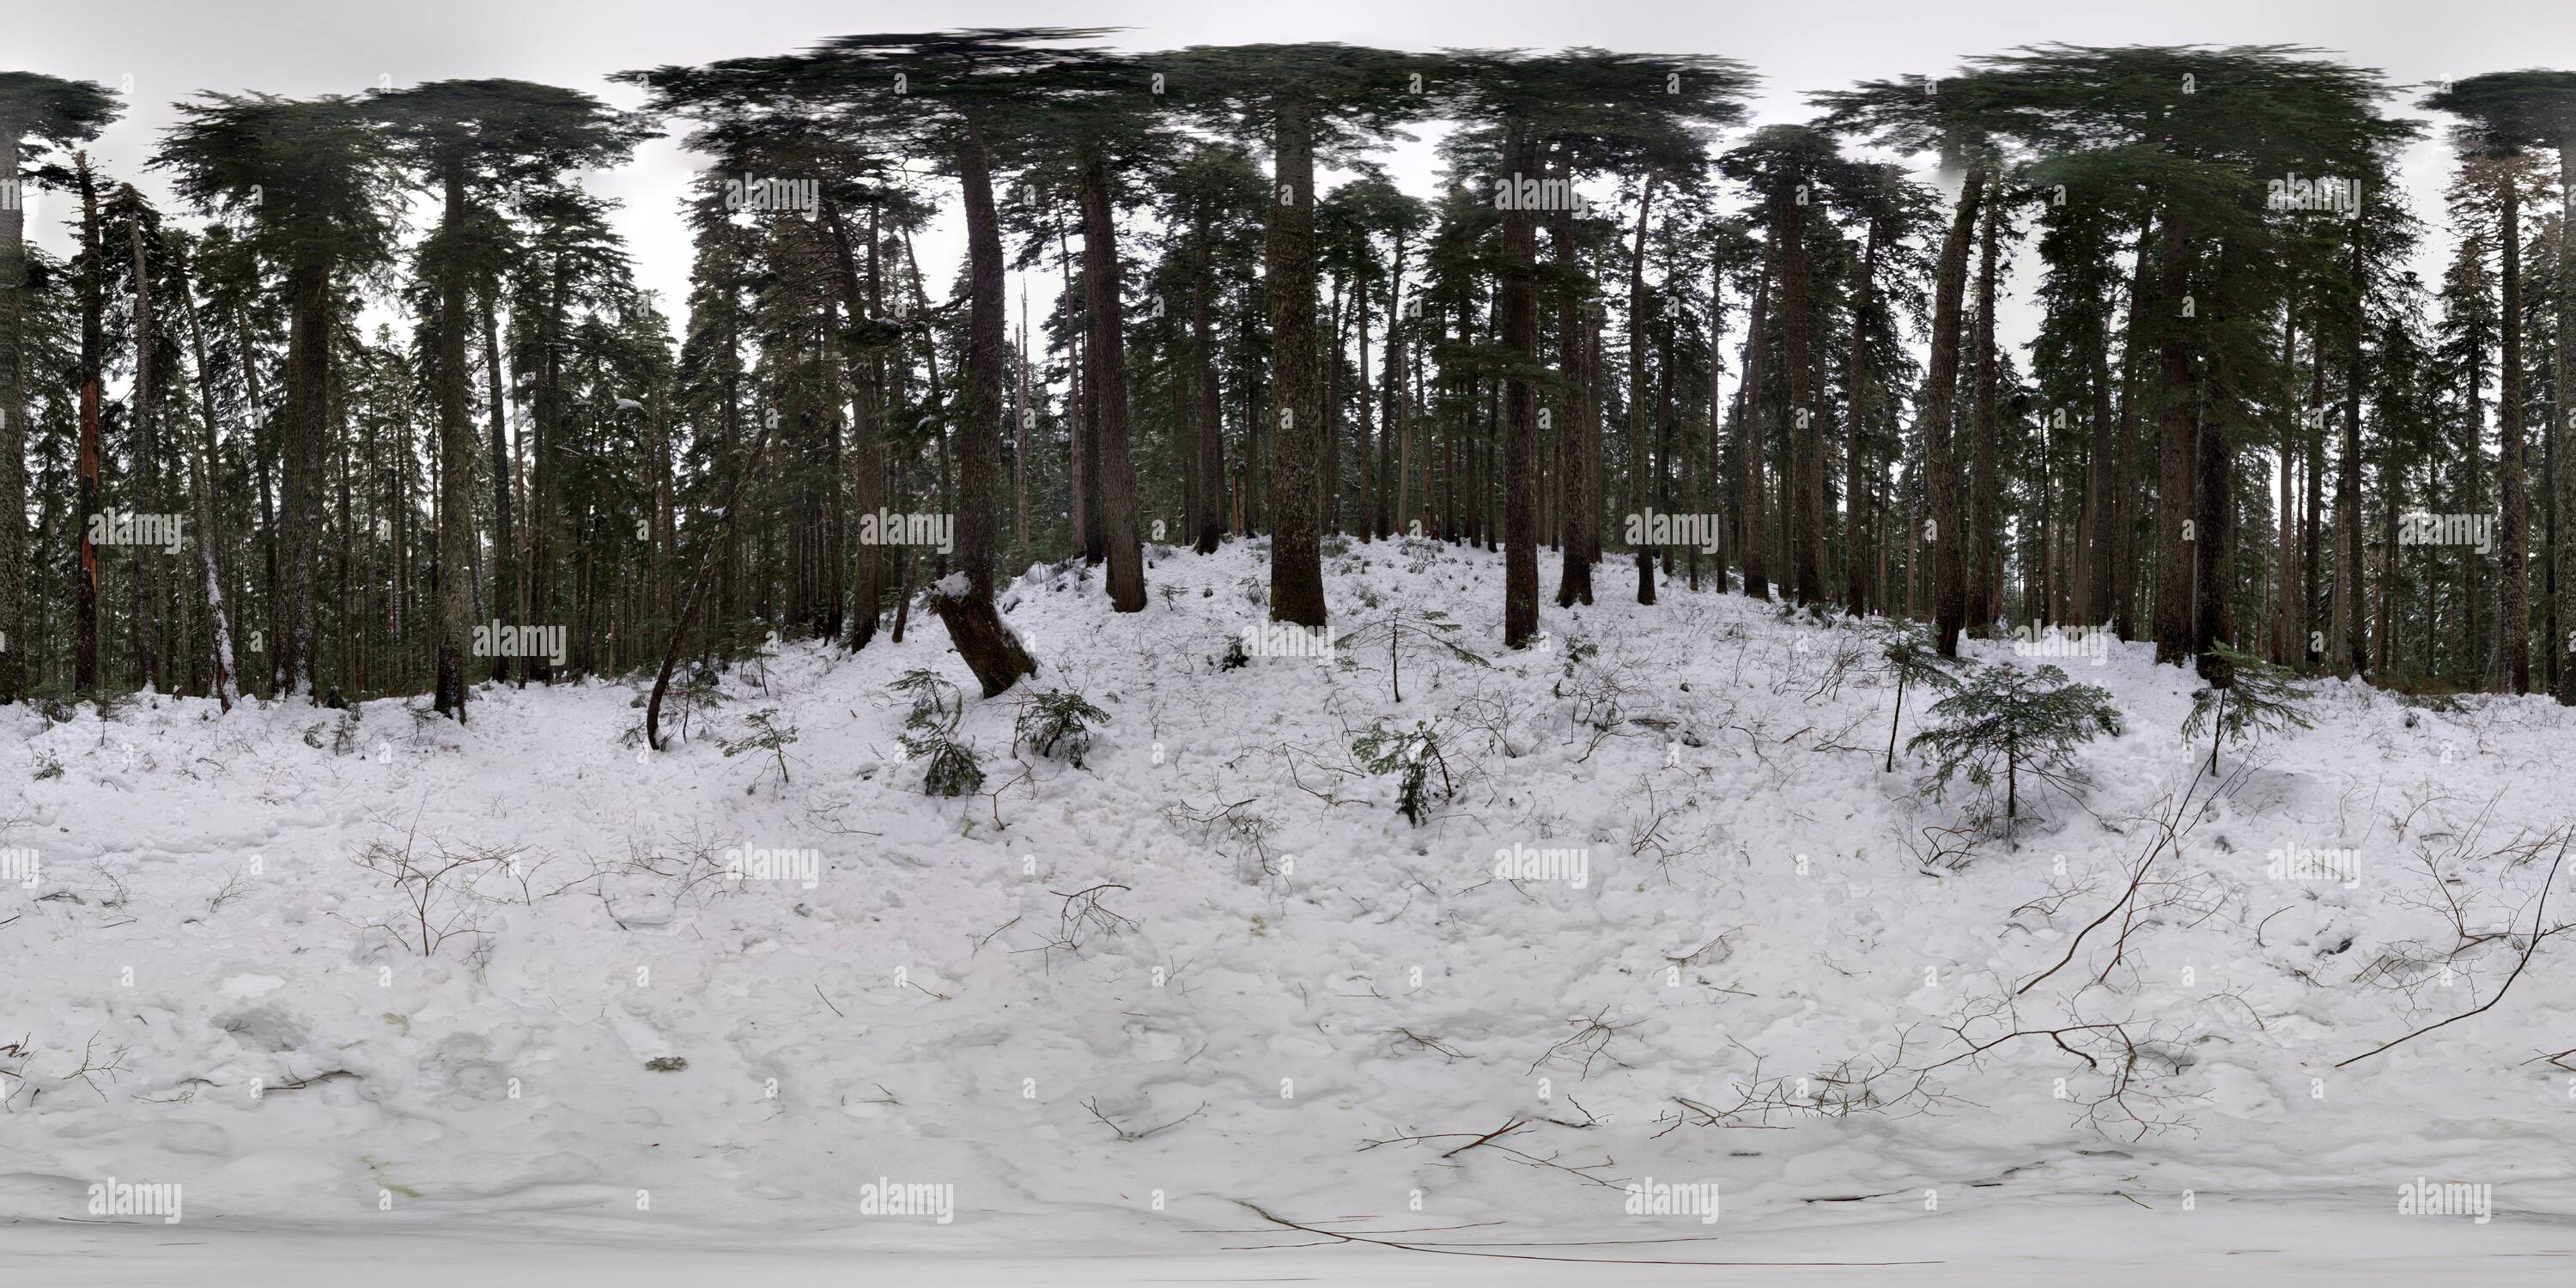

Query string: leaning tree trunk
0 133 24 702
1266 100 1327 628
647 409 777 750
1500 118 1541 647
931 123 1037 696
1078 154 1146 612
1923 165 1985 656
432 161 473 720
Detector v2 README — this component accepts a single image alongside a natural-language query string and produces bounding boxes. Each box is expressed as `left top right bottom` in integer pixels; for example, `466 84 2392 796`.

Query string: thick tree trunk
481 284 514 685
2336 236 2368 679
178 240 236 710
1844 216 1879 617
2151 202 2196 665
432 163 472 719
0 134 21 702
1971 197 2001 631
822 198 885 650
1266 102 1327 627
1193 219 1224 556
1078 157 1146 611
1736 256 1772 601
2496 167 2530 693
1923 165 1985 655
76 156 103 693
1781 183 1822 606
1500 118 1540 647
2558 138 2576 704
1626 173 1658 605
934 124 1036 696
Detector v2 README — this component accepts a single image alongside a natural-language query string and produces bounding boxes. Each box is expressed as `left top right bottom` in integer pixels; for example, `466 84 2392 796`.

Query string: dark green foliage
1909 663 2122 826
718 708 799 792
2184 641 2316 776
893 669 985 798
1875 620 1968 773
1352 719 1452 825
1015 688 1109 768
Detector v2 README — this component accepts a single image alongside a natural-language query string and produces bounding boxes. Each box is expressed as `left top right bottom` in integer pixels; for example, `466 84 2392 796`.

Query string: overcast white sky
18 0 2574 400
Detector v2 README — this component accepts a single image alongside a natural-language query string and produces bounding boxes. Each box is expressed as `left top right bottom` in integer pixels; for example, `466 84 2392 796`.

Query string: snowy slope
6 538 2575 1280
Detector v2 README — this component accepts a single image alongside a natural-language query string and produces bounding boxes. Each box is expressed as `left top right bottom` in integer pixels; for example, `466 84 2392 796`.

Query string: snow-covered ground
7 538 2576 1281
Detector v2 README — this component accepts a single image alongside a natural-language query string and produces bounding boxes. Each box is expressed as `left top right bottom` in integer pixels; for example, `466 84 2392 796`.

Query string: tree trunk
0 133 21 702
2558 137 2576 704
1844 216 1879 617
76 155 103 693
1970 196 2001 631
2496 164 2530 693
178 239 236 710
1736 254 1772 601
2151 201 2196 665
1500 118 1540 647
1626 173 1659 605
432 161 472 719
1265 101 1327 628
1923 165 1985 655
1078 155 1147 611
933 123 1037 696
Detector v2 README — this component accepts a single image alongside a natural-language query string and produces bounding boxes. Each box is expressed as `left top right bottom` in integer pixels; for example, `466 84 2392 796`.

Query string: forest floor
6 537 2576 1282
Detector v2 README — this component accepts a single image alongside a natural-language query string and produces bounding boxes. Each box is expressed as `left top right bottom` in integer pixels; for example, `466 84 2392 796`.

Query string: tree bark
933 122 1037 696
1266 100 1327 627
1923 165 1985 655
1077 157 1146 611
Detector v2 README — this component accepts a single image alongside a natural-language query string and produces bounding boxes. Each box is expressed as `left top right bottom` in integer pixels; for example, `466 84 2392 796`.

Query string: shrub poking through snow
892 669 985 797
718 708 799 793
1352 720 1455 825
1874 620 1969 773
1015 689 1109 769
1908 663 2122 828
2184 641 2315 777
1338 605 1489 702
